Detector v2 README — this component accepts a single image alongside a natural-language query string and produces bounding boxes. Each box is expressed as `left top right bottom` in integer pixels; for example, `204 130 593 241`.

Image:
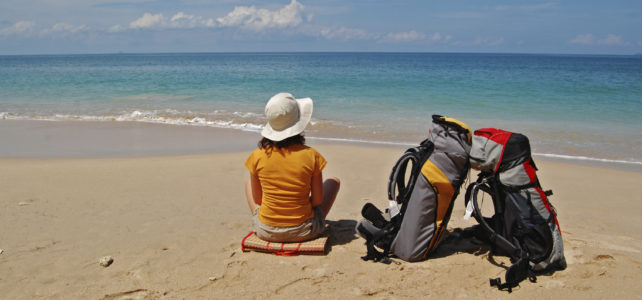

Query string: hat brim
261 97 313 141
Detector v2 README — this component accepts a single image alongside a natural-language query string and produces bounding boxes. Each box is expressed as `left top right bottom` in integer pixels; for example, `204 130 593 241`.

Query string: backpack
464 128 567 292
356 115 472 262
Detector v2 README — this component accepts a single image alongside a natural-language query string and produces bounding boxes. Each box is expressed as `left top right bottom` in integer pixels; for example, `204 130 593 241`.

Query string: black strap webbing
468 176 542 292
387 140 434 205
469 181 521 258
489 255 536 292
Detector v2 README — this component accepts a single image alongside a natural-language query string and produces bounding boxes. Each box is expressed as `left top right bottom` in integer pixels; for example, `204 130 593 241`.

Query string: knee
326 177 341 188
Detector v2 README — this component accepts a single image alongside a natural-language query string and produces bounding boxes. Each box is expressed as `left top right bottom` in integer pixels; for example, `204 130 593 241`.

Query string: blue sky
1 0 641 55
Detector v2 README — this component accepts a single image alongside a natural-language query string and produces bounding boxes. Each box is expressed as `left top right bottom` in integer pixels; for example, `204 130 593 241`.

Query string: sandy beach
1 120 641 299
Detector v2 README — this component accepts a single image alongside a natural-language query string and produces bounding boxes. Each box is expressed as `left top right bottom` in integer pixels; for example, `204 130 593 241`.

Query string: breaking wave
0 109 265 132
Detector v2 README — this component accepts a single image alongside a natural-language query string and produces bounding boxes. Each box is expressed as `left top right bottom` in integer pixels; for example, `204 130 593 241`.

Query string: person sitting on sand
244 92 340 242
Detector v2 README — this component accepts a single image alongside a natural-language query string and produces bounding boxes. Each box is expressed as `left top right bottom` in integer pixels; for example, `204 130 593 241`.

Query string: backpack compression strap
360 222 397 262
490 253 536 293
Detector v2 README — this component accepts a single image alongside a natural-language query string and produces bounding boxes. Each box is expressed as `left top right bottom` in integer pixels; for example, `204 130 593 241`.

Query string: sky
1 0 641 55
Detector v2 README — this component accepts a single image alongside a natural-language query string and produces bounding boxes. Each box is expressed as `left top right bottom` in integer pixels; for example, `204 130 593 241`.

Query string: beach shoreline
3 53 641 166
2 119 640 172
1 119 641 298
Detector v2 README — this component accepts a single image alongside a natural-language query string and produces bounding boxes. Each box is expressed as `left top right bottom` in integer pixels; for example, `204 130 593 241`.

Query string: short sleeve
244 150 259 175
313 149 327 175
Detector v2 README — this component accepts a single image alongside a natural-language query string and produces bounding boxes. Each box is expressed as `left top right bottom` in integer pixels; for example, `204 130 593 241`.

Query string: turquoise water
1 53 641 164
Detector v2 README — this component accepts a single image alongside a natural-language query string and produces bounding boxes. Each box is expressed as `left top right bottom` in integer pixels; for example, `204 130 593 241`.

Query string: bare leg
320 177 340 218
245 178 260 213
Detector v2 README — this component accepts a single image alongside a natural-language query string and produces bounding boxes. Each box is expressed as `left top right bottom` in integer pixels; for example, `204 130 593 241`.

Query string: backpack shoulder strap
468 176 521 257
359 140 434 263
387 139 434 205
467 174 538 292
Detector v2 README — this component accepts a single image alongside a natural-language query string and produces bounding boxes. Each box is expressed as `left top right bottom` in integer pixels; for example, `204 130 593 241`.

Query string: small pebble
0 249 4 255
99 256 114 267
208 276 218 281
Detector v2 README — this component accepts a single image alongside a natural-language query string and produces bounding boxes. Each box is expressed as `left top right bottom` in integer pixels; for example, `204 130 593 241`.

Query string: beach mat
241 232 329 256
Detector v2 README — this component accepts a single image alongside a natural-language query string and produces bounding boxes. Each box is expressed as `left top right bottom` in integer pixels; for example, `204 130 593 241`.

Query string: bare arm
250 173 262 206
310 171 323 207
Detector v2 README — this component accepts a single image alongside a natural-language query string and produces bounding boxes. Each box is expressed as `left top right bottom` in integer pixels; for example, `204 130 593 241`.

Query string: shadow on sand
428 226 491 259
325 219 358 250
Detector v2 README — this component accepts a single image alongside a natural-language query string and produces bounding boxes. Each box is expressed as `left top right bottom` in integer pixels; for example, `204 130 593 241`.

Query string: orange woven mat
241 232 329 256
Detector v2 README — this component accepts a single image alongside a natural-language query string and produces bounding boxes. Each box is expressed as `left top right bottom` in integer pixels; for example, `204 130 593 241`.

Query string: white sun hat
261 92 313 142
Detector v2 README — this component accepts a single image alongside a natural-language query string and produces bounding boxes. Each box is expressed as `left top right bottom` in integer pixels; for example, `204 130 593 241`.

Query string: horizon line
2 50 641 57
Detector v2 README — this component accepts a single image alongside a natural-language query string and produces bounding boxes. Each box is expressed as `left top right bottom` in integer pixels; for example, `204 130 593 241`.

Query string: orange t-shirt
245 144 327 227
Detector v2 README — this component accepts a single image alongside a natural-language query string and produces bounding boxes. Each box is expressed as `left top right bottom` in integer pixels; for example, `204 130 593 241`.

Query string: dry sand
1 122 641 299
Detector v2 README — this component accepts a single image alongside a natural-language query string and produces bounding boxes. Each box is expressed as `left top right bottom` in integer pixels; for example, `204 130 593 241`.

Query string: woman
245 92 340 242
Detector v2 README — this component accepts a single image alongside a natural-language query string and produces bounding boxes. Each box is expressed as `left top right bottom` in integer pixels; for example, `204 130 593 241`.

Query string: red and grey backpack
464 128 566 292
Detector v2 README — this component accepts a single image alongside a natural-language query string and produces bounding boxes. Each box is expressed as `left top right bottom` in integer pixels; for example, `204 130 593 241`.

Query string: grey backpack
357 115 472 262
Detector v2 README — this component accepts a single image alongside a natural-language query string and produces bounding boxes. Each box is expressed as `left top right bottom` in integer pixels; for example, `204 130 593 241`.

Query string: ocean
1 52 641 167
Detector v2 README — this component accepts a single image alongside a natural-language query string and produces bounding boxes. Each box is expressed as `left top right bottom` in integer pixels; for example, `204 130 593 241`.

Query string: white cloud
384 30 425 42
379 31 453 43
569 34 595 45
108 24 125 33
40 23 88 36
317 28 454 44
430 33 452 42
115 11 216 31
112 0 304 32
1 20 88 38
170 12 216 29
569 34 624 46
598 34 622 45
130 12 165 29
319 26 372 40
0 21 36 36
217 0 304 31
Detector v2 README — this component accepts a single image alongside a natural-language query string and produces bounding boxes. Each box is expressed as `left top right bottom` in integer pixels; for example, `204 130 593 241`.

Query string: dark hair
259 134 306 150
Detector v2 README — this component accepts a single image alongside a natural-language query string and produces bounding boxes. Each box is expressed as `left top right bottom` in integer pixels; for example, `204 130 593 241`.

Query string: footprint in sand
221 259 248 280
594 254 615 261
220 221 246 230
101 289 163 300
18 198 38 206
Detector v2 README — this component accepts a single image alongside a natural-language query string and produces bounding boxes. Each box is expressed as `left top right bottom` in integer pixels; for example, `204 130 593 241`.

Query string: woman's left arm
250 173 263 206
310 171 323 207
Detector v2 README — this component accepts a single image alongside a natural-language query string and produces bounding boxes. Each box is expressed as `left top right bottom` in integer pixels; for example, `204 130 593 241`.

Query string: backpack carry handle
432 114 472 144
